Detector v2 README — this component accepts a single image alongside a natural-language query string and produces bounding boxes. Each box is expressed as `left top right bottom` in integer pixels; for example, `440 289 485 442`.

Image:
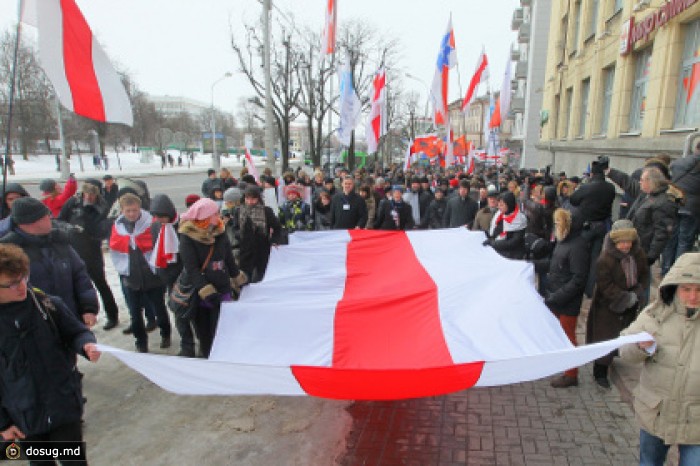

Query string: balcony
511 80 518 91
511 97 525 113
518 22 531 43
511 8 524 30
515 61 528 79
510 45 521 61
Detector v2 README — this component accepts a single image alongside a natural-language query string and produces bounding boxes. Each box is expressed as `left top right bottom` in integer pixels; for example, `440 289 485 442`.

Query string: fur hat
644 156 671 180
11 197 50 225
609 219 638 243
82 178 102 195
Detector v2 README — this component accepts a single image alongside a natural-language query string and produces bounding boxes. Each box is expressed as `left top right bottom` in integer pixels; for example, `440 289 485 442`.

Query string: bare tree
231 17 302 172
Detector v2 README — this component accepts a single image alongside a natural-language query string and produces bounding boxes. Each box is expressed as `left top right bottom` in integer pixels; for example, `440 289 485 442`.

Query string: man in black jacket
0 198 99 328
330 177 368 229
374 187 414 230
58 180 120 330
0 244 99 459
443 179 479 228
569 157 616 296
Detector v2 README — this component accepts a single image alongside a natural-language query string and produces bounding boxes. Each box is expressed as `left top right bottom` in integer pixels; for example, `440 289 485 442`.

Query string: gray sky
1 0 520 117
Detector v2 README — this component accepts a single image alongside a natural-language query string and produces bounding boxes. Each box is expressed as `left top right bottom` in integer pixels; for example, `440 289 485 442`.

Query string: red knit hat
185 194 200 207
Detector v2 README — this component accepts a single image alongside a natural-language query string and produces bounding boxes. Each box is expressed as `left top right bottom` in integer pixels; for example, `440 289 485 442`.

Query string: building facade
511 0 554 168
539 0 700 175
149 95 210 119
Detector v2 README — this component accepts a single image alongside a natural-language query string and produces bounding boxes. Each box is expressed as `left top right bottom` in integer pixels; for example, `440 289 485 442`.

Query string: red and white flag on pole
366 68 386 154
100 229 649 400
489 55 513 129
320 0 337 61
22 0 133 126
245 147 260 182
430 18 457 126
461 49 489 113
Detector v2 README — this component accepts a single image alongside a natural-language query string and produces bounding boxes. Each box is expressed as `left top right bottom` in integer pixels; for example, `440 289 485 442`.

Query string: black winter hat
244 185 262 199
11 197 50 225
150 194 177 220
2 183 29 197
39 179 57 193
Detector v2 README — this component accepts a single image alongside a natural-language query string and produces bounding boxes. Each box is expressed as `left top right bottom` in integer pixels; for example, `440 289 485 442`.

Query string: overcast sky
1 0 520 117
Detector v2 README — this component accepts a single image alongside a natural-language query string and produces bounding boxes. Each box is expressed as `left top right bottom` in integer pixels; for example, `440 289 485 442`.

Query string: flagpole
327 54 334 176
2 0 24 218
55 95 70 180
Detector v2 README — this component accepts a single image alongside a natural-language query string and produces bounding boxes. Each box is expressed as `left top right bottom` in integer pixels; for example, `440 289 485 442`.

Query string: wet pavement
339 369 640 466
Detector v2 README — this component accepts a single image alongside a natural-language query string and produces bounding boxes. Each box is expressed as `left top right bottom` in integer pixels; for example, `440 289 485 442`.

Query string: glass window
572 2 582 51
600 66 616 134
629 48 652 132
675 20 700 128
579 78 590 137
588 0 599 38
564 87 573 138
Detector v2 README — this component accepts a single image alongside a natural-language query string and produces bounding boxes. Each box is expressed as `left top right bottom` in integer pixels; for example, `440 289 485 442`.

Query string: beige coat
620 252 700 445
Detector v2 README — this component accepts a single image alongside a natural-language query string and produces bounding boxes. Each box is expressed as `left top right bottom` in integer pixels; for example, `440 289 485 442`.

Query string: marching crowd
0 145 698 464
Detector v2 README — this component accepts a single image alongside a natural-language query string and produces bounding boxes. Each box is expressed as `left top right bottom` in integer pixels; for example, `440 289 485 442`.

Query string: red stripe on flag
292 230 484 400
60 0 105 121
291 363 485 400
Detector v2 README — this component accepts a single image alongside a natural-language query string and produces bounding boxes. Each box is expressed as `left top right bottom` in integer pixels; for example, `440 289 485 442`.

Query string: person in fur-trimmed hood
178 198 247 358
585 219 649 389
620 252 700 465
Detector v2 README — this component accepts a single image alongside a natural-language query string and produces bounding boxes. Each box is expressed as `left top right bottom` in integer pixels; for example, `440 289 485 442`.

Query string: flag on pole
337 55 362 146
488 55 513 129
366 68 386 154
101 229 650 400
245 146 260 182
461 50 489 113
320 0 337 61
430 18 457 126
22 0 133 126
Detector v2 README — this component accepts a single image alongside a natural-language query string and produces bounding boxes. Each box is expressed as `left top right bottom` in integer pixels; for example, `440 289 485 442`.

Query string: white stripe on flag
36 0 73 112
91 33 134 125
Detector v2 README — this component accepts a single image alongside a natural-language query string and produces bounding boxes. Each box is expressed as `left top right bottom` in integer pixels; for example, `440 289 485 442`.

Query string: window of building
675 19 700 128
600 66 616 134
587 0 599 38
571 1 582 52
579 78 590 137
564 87 573 138
629 48 652 132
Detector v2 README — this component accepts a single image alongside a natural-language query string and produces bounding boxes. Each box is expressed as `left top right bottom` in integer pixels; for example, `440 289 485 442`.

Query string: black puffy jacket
0 290 95 436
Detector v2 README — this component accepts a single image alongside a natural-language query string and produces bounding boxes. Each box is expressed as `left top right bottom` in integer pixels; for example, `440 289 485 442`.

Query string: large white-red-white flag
244 147 260 182
366 68 386 154
22 0 133 126
462 50 489 113
320 0 337 61
431 18 457 126
99 229 648 400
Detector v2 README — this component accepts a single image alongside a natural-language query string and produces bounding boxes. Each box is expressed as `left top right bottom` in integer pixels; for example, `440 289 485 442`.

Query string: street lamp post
211 72 232 170
405 73 431 125
262 0 276 173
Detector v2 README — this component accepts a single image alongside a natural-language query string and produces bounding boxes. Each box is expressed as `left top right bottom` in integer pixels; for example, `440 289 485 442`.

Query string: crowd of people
0 144 697 464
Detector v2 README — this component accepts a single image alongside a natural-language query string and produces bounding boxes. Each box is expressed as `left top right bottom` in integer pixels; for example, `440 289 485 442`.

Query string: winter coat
329 191 368 229
178 220 240 296
102 183 120 210
487 208 528 260
313 200 332 231
424 197 447 229
58 195 113 267
201 177 223 197
523 198 548 238
670 154 700 219
608 168 679 262
585 234 649 355
620 252 700 445
473 206 497 233
569 173 616 222
0 290 95 436
0 228 99 317
363 196 376 229
540 213 590 316
443 195 479 228
374 199 414 230
279 199 313 233
41 177 77 218
110 212 164 291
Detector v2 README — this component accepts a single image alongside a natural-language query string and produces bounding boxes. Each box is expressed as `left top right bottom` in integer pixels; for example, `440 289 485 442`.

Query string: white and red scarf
109 211 155 276
149 216 180 269
490 206 526 239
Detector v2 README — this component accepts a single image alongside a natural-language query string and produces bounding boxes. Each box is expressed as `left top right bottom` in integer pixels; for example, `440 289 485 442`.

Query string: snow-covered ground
4 150 275 182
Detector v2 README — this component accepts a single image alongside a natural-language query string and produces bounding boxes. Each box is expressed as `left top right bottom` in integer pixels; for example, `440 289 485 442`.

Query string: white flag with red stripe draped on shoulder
99 229 649 400
22 0 133 126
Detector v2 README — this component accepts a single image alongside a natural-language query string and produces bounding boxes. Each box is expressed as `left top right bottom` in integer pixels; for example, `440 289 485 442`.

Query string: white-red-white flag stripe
244 147 260 182
366 69 386 154
461 50 489 112
100 229 650 400
320 0 337 61
23 0 133 126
